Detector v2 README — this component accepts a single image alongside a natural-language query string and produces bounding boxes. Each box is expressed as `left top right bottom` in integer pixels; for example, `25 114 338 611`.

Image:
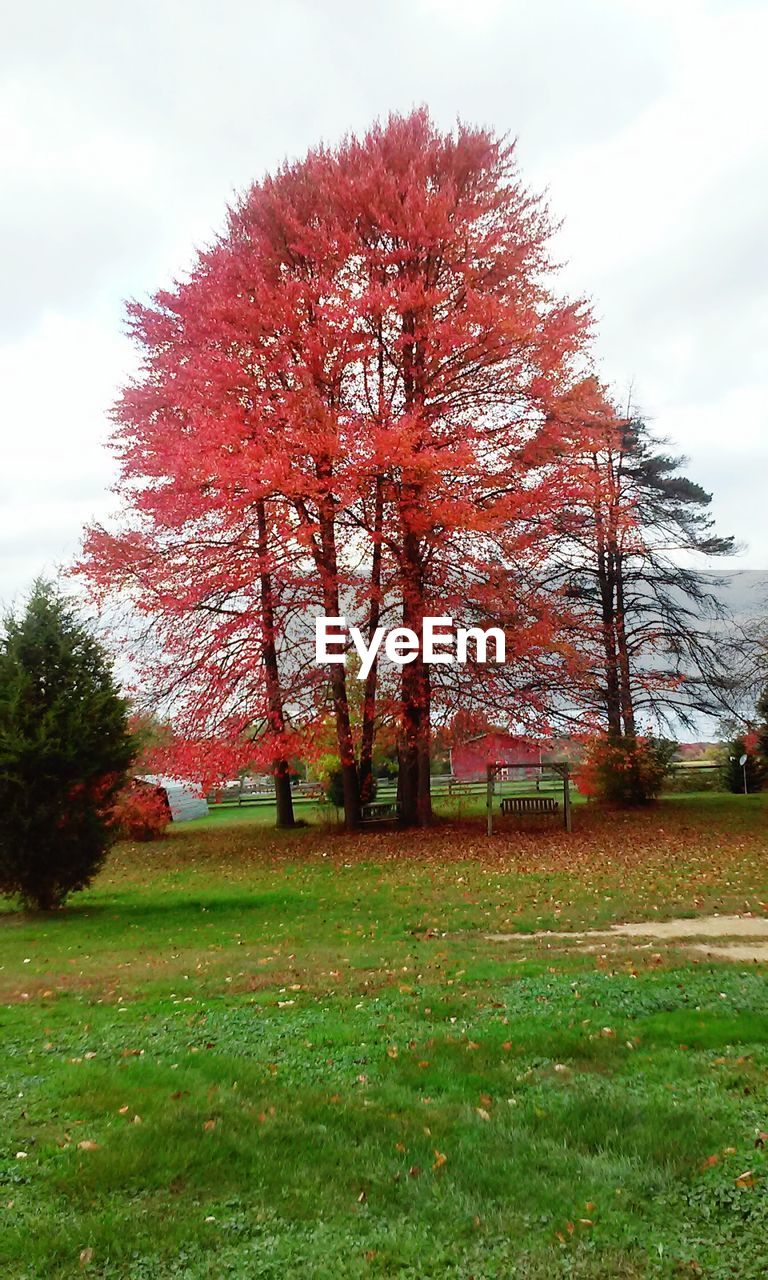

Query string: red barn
450 732 542 782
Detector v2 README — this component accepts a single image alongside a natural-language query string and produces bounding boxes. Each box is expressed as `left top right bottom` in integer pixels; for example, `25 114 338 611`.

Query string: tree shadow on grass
0 888 309 928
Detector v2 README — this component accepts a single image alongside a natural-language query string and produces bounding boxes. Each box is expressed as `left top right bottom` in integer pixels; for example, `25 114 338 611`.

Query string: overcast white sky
2 0 767 607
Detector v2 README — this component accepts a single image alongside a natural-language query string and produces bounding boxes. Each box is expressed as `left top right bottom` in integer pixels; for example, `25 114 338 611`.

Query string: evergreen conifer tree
0 581 135 909
723 736 765 794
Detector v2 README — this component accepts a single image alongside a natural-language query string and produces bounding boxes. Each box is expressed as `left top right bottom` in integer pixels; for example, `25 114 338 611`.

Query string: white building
137 776 209 823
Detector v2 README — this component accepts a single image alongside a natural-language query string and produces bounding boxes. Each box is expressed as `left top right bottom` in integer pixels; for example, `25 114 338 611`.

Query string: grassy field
1 795 767 1278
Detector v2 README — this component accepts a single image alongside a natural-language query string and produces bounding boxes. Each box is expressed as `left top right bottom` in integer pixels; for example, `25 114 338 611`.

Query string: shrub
111 780 170 841
314 754 375 810
576 734 676 806
325 767 346 809
0 581 135 910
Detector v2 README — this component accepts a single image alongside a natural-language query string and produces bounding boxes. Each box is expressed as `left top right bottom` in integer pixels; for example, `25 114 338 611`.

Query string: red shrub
111 780 170 841
574 735 675 806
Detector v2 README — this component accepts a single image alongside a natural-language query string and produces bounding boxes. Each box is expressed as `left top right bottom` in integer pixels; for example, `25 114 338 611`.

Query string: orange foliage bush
111 780 170 841
575 735 675 806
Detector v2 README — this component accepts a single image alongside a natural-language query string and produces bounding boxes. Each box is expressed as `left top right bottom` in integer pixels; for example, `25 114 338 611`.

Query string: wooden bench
500 796 559 816
361 801 401 824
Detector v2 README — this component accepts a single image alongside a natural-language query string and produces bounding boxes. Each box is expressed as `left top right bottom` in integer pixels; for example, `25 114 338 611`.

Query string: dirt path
487 915 768 962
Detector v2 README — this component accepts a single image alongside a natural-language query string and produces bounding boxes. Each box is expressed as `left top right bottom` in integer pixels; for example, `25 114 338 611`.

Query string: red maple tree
80 110 597 828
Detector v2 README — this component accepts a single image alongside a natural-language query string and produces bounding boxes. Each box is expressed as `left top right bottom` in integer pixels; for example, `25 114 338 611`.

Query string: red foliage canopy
79 110 604 825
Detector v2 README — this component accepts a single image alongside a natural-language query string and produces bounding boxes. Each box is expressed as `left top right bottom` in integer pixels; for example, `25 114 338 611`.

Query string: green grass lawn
1 796 767 1278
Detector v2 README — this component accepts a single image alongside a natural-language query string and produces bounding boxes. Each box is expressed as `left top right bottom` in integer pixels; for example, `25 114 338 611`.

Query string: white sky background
1 0 767 608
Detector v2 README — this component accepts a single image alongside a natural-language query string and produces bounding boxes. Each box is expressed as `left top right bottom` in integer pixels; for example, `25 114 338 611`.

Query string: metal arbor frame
485 760 572 835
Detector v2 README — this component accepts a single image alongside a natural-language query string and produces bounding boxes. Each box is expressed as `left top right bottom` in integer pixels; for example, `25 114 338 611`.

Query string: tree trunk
597 545 622 739
396 304 432 827
397 657 432 825
590 452 623 740
316 496 361 829
614 554 636 738
329 661 361 829
398 521 432 826
256 500 296 828
416 662 432 824
359 473 384 805
274 760 296 828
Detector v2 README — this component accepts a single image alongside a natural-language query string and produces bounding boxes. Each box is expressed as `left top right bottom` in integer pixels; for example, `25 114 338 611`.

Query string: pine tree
0 581 135 910
757 686 768 762
722 737 765 794
556 387 735 737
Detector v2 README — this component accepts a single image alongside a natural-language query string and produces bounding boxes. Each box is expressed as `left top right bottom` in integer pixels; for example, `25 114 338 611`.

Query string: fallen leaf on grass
202 1120 216 1132
735 1170 757 1188
79 1247 93 1267
77 1141 99 1152
432 1150 447 1170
